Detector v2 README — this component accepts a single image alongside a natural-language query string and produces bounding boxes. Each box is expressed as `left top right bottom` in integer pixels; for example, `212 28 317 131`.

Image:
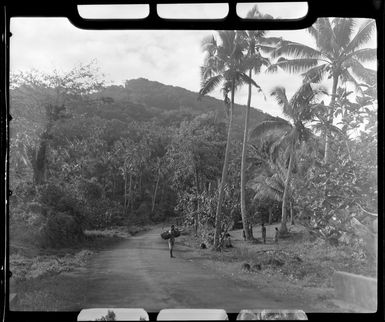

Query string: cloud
10 17 377 118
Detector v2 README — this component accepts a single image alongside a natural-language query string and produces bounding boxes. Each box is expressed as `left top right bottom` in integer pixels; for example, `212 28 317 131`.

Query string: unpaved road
76 227 320 312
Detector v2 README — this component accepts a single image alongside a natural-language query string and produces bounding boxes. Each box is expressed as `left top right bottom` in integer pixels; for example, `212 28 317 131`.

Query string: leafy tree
167 114 226 233
10 62 104 185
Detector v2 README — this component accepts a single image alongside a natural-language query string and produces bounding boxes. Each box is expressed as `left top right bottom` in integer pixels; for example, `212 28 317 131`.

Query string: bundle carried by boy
161 227 180 240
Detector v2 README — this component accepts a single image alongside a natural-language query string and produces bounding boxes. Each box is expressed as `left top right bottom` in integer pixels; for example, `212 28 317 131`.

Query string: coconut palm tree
267 18 376 163
199 30 261 249
248 139 287 203
250 83 325 233
237 6 283 241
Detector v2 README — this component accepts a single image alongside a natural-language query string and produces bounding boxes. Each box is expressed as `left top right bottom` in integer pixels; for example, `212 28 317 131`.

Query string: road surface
75 227 318 312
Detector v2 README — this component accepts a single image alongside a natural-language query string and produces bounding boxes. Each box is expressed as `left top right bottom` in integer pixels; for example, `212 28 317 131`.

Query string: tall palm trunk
195 167 200 236
129 174 133 213
324 74 339 164
151 166 161 213
124 171 128 215
240 68 253 240
213 79 235 250
280 146 294 234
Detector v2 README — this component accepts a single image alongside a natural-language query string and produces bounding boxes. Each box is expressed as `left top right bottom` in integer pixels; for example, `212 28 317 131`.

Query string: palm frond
268 58 319 74
269 131 293 162
310 122 325 134
257 45 278 54
249 120 291 140
251 54 271 74
252 185 281 202
274 158 288 184
238 72 263 93
345 59 377 86
312 18 336 55
265 63 279 73
266 176 284 194
199 74 223 97
201 35 217 52
272 41 322 59
301 64 328 83
349 48 377 62
200 64 214 83
307 25 319 41
345 19 376 54
289 83 322 119
332 18 355 48
259 36 283 46
251 176 283 202
218 30 237 55
339 69 363 94
270 86 292 116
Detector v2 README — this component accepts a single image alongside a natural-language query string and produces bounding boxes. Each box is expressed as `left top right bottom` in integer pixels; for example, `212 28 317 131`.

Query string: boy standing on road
168 225 176 258
261 223 266 244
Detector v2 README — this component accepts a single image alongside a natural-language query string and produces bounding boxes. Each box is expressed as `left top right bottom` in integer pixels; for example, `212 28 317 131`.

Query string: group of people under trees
164 222 279 259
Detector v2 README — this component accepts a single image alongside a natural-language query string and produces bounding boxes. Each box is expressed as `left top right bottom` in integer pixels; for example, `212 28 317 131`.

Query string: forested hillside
90 78 274 136
9 71 274 249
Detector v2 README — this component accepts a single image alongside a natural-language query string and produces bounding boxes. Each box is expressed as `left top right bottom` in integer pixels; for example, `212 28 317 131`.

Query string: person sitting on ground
168 225 177 258
274 227 279 244
261 223 266 244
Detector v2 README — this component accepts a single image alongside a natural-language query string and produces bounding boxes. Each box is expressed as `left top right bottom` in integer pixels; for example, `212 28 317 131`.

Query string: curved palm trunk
240 68 253 240
213 80 235 250
124 171 128 215
324 74 339 164
195 167 200 236
151 166 161 213
280 146 294 234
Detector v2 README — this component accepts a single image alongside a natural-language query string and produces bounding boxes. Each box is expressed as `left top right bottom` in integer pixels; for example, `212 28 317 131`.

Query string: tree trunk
124 171 128 215
268 207 273 225
32 135 49 185
213 79 235 250
240 68 253 240
280 147 294 234
195 168 200 236
290 201 294 225
112 174 115 200
324 74 339 164
129 174 133 213
151 167 161 213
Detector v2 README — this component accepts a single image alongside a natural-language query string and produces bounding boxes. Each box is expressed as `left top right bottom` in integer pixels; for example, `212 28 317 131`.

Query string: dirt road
76 227 319 312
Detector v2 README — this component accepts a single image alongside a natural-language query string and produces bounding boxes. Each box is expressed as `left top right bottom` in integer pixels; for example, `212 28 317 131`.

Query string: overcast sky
10 3 377 118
